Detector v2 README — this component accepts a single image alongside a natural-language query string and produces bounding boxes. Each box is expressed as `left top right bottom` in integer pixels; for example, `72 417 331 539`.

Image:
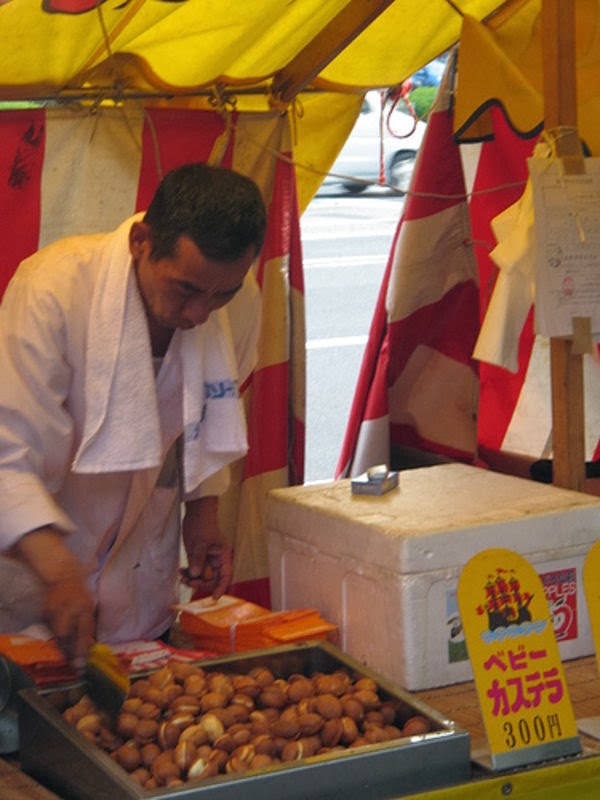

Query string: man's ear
129 221 152 259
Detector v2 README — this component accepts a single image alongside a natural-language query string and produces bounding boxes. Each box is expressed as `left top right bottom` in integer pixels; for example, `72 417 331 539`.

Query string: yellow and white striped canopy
2 1 600 207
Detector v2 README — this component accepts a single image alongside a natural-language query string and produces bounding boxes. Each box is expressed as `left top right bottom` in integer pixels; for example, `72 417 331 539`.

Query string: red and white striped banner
338 98 600 481
337 72 480 478
471 109 600 464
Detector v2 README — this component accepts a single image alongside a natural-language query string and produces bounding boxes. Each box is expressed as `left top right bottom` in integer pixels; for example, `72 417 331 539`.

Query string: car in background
321 90 427 195
409 55 447 89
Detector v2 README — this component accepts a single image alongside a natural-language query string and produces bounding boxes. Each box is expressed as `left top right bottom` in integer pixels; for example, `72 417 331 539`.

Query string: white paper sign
529 157 600 338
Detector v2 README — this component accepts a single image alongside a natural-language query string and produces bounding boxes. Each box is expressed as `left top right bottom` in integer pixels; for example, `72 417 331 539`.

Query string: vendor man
0 162 266 662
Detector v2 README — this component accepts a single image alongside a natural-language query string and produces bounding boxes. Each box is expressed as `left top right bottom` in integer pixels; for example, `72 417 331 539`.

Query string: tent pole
542 0 586 492
271 0 395 104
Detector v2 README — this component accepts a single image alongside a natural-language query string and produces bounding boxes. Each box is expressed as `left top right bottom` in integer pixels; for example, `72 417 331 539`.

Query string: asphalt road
301 186 405 483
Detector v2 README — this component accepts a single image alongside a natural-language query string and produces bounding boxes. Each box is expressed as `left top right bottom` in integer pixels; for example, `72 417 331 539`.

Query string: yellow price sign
457 548 580 770
583 539 600 659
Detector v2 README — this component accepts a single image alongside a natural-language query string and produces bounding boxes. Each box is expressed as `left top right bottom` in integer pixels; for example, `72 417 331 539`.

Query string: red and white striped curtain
337 70 480 478
337 91 600 481
0 105 305 606
468 107 538 462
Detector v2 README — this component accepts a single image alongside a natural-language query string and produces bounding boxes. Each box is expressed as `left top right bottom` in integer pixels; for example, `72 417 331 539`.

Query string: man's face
130 222 255 331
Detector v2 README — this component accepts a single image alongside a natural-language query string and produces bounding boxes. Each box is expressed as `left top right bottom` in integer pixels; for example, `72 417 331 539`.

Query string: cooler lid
267 464 600 573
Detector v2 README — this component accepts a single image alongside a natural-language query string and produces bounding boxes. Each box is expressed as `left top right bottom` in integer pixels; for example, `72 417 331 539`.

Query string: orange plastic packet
0 633 77 684
173 595 337 653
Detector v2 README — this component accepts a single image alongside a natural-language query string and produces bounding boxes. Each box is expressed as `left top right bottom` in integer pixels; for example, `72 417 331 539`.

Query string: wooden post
271 0 395 105
542 0 586 491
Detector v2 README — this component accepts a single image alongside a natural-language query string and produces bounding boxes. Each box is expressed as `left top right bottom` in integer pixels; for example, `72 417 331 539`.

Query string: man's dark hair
143 163 267 262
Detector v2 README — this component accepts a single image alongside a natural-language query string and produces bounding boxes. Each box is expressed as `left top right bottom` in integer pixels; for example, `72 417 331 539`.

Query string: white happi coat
0 215 260 642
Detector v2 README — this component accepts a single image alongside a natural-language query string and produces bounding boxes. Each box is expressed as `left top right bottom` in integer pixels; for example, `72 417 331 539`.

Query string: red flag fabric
469 110 600 466
468 108 537 456
229 145 306 606
338 101 600 480
0 111 45 297
337 70 480 478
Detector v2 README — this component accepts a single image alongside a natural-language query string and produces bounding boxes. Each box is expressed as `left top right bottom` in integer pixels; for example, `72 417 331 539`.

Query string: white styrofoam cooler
267 463 600 691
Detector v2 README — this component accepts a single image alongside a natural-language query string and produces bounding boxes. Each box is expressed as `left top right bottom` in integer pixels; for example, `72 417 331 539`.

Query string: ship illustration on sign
477 567 546 642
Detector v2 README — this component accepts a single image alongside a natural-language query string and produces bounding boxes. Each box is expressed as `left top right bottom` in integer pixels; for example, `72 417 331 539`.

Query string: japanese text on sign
457 549 580 769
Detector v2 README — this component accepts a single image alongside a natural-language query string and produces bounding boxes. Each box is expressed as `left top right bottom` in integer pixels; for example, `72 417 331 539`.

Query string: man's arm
16 527 96 662
180 496 233 600
0 264 95 660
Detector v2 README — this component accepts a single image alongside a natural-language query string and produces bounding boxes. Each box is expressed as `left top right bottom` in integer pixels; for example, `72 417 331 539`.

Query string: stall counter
410 654 600 799
6 655 600 799
0 755 60 798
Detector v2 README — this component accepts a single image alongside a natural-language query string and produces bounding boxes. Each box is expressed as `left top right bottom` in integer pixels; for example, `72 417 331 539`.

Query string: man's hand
44 577 96 664
181 497 233 600
16 526 96 663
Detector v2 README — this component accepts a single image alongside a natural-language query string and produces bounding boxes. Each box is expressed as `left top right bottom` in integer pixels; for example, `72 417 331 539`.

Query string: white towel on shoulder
72 215 248 492
181 310 248 493
72 216 161 473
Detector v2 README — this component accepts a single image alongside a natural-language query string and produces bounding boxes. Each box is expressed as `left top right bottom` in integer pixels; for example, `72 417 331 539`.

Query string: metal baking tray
18 640 471 800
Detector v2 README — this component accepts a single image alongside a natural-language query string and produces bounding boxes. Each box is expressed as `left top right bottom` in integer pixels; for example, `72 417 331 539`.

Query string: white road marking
301 226 397 242
307 335 368 349
304 254 385 269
